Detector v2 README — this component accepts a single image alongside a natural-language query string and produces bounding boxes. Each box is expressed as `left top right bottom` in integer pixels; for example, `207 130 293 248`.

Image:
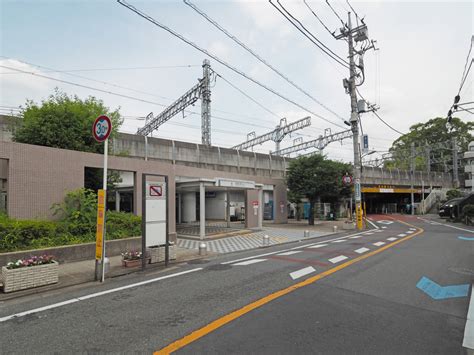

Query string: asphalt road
0 215 472 354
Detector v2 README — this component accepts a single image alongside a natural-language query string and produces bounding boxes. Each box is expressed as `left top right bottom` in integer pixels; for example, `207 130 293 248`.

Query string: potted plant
2 255 58 293
121 250 149 267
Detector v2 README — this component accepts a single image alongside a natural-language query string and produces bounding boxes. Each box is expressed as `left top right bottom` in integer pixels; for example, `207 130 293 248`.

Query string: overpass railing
361 166 452 188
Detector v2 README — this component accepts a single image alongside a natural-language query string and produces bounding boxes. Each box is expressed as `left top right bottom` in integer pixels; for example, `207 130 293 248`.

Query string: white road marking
417 217 474 234
349 236 362 239
397 234 406 237
289 266 316 280
387 237 397 241
332 239 347 243
222 231 367 265
373 242 386 247
406 231 414 234
308 244 328 249
277 251 302 256
365 218 379 229
374 230 383 233
462 283 474 349
382 226 387 229
365 232 374 235
329 255 349 264
233 259 267 266
409 228 417 231
355 247 370 254
0 268 203 323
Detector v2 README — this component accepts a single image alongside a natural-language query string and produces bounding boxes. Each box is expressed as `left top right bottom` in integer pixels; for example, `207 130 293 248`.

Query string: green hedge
463 204 474 217
0 212 141 253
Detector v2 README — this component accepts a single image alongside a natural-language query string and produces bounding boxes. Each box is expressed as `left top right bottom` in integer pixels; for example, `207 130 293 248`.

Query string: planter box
1 261 59 293
121 258 149 268
148 244 176 264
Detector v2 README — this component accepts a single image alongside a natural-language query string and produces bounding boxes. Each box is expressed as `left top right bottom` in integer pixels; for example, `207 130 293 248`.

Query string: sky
0 0 473 163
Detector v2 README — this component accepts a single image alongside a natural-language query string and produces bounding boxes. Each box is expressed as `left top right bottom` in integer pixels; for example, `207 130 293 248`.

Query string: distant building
464 141 474 191
0 114 13 143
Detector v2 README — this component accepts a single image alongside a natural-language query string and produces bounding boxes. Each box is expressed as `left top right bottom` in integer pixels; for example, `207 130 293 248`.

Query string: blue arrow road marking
416 276 469 300
458 236 474 241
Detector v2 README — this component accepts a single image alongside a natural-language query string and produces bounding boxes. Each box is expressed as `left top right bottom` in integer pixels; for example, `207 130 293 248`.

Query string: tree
385 117 474 171
446 188 463 201
286 154 351 225
13 89 123 154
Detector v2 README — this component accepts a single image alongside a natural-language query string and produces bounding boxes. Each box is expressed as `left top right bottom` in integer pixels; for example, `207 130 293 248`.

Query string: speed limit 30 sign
92 115 112 143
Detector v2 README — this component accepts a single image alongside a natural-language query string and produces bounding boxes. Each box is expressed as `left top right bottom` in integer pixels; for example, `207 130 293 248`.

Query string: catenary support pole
201 59 211 146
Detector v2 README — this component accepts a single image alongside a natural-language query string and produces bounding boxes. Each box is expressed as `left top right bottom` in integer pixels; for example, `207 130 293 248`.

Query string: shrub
0 188 141 253
446 189 463 201
463 204 474 217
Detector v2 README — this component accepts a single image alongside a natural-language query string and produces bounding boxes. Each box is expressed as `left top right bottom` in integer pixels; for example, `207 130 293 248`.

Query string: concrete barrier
0 237 141 266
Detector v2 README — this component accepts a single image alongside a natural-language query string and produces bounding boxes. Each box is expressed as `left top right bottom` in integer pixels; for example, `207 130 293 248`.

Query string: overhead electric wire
3 57 292 126
116 0 346 129
269 0 350 69
458 36 474 95
184 0 347 123
325 0 346 26
459 59 473 94
0 64 199 75
302 0 337 38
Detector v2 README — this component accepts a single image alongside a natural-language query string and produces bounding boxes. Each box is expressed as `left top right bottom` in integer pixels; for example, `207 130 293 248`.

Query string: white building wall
182 192 196 222
205 191 226 219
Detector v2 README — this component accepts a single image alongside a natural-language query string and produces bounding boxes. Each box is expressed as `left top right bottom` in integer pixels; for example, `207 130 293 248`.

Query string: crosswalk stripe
329 255 348 264
290 266 316 280
233 259 267 266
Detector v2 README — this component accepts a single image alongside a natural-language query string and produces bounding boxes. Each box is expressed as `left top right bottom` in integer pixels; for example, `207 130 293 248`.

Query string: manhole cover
205 264 232 271
187 259 210 265
448 267 474 276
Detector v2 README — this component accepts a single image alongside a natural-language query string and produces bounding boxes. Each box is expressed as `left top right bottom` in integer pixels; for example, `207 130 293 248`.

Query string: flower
121 250 143 260
5 255 56 269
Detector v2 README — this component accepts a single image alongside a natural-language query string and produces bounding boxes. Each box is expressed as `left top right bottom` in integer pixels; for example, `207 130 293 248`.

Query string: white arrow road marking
387 237 397 241
277 251 302 256
308 244 328 249
354 247 370 254
290 266 316 280
373 242 386 247
329 255 349 264
233 259 267 266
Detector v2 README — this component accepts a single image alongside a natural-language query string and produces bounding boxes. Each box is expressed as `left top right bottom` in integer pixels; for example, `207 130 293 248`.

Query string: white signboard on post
145 182 167 247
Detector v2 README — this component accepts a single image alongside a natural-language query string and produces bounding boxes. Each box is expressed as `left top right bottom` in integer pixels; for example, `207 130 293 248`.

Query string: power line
183 0 347 123
0 64 200 75
302 0 337 38
458 35 474 95
214 72 280 119
459 59 473 94
269 0 350 69
116 0 346 129
325 0 345 26
2 56 294 127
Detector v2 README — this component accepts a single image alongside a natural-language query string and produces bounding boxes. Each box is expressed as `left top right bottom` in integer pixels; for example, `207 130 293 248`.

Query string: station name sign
216 178 255 189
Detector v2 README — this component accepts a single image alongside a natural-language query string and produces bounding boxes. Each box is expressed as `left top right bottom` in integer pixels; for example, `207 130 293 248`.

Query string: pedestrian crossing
224 228 419 281
178 228 328 254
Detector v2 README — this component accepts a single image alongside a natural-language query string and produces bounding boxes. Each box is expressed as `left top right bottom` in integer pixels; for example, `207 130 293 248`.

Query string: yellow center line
155 219 424 354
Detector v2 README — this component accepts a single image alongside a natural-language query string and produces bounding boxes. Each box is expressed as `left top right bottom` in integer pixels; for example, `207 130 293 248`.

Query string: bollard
333 226 338 233
304 230 310 238
262 234 270 247
199 242 207 256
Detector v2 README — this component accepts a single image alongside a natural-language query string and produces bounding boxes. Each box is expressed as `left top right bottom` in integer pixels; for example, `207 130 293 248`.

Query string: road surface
0 215 472 354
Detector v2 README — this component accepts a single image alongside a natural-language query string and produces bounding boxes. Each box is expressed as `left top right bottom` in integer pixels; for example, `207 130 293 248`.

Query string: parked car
456 193 474 219
439 198 463 218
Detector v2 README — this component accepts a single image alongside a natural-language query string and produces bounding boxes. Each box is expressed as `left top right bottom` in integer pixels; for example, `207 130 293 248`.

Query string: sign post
92 115 112 282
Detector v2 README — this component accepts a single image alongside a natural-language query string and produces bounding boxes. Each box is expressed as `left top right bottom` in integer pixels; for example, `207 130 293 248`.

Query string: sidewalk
0 219 348 301
0 246 216 302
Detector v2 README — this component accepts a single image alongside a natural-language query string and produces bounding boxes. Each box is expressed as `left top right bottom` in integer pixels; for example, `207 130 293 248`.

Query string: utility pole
201 59 211 146
347 13 363 229
452 136 459 188
410 142 415 216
